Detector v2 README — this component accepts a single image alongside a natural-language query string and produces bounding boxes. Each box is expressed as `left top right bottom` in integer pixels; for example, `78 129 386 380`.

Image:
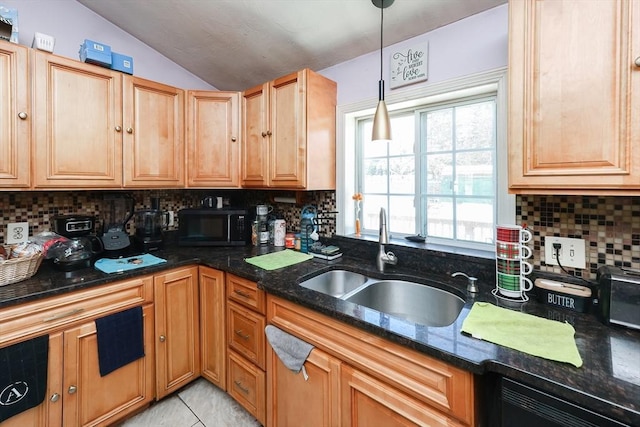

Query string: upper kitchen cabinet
241 69 337 190
508 0 640 195
186 91 240 188
123 76 185 188
0 41 30 189
33 51 124 188
32 51 184 189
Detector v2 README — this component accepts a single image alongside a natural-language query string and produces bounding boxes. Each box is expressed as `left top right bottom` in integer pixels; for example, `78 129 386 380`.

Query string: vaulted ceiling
77 0 506 91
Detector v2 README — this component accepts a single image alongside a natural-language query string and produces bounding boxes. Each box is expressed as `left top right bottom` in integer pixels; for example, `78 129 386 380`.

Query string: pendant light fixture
371 0 394 142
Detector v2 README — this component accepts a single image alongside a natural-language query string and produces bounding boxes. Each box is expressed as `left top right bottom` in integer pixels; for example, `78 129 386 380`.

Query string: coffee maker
133 197 164 251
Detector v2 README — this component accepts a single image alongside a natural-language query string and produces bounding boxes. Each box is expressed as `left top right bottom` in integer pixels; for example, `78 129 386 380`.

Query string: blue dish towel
94 253 167 274
95 306 144 377
0 335 49 423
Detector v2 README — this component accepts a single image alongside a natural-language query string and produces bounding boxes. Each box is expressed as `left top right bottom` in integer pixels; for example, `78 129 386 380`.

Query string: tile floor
119 378 262 427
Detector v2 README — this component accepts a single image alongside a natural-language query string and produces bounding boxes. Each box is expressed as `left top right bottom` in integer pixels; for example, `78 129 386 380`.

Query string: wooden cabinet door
154 266 200 399
266 346 341 427
241 82 270 187
0 333 63 427
199 266 226 389
123 76 185 188
186 91 240 188
508 0 640 194
341 365 465 427
0 41 30 188
268 71 306 188
32 52 123 188
61 304 154 427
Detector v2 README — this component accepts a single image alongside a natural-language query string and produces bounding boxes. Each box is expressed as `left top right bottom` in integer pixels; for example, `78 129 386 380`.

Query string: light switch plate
6 222 29 244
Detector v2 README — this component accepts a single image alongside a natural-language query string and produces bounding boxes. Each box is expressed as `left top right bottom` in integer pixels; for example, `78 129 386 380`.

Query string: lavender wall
320 4 508 105
1 0 215 90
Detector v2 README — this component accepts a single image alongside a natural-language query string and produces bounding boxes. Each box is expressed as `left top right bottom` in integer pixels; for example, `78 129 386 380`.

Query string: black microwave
178 208 248 246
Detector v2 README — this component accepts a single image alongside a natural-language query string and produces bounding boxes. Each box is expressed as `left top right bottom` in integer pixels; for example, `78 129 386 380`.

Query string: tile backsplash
1 191 637 280
517 195 640 279
0 190 337 243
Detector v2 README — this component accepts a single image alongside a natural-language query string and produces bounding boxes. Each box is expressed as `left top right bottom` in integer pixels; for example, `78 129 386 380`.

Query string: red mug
496 225 532 244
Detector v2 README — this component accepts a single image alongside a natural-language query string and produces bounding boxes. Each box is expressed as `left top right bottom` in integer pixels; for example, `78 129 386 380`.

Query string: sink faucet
376 208 398 272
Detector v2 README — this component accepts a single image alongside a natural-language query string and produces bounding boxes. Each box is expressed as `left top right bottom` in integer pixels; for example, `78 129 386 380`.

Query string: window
337 68 512 253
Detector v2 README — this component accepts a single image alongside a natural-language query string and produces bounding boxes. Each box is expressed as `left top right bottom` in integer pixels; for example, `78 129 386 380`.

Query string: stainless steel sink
298 270 465 327
344 280 465 327
299 270 368 298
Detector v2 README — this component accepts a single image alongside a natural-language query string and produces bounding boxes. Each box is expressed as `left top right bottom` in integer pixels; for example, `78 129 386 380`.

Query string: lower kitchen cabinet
266 345 341 427
154 266 201 399
0 276 155 427
226 273 266 425
199 266 226 389
341 364 466 427
61 305 155 427
266 295 476 427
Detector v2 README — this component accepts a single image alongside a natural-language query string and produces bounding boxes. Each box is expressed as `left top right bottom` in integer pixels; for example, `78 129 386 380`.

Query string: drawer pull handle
68 385 77 394
234 290 251 298
234 380 249 394
235 329 250 340
43 308 84 322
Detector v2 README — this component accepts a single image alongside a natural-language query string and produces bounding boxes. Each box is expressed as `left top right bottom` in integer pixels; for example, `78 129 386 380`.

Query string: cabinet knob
635 56 640 67
231 136 237 142
115 126 122 132
68 385 77 394
261 131 267 137
50 393 60 402
159 335 166 342
266 130 272 136
18 112 27 120
126 127 134 134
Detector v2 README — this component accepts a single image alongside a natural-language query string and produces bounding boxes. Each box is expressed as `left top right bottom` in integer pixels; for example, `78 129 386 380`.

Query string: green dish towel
461 302 583 368
245 249 313 271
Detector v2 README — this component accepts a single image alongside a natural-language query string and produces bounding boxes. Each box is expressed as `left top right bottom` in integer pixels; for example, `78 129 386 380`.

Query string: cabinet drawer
227 300 266 369
226 273 265 314
0 276 154 346
228 349 265 425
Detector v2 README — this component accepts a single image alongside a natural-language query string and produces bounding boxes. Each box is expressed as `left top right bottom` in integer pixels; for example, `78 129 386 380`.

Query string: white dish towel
265 325 314 380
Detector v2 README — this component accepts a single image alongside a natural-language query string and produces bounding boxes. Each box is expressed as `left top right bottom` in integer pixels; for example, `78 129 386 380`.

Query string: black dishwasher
499 377 629 427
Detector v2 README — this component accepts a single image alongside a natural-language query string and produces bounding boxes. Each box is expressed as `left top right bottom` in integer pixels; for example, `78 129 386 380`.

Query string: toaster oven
596 266 640 330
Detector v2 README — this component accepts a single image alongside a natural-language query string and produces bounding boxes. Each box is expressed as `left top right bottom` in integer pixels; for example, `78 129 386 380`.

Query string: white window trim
335 67 513 252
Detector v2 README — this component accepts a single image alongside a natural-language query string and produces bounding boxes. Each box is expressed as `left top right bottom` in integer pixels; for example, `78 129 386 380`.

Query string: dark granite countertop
1 238 638 425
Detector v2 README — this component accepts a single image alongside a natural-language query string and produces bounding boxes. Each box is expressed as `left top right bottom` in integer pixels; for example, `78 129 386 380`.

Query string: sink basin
299 270 465 327
299 270 368 298
344 280 465 327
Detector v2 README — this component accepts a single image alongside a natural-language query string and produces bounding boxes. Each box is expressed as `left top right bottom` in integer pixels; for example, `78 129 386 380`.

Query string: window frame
335 67 512 256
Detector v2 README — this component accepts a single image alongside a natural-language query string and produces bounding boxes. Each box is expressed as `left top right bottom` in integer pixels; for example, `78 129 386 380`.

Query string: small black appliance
101 193 135 254
50 215 104 271
133 197 164 251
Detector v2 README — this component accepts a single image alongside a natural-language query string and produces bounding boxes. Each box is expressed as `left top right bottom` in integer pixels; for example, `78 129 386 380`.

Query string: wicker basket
0 250 44 286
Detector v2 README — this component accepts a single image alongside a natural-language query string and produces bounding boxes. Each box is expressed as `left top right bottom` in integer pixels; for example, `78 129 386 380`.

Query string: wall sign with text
390 43 428 89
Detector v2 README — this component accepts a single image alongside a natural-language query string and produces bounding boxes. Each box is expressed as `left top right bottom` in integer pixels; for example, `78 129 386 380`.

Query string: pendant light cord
378 4 384 101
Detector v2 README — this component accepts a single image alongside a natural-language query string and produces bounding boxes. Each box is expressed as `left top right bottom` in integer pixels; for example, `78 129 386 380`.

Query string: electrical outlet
545 236 586 269
6 222 29 244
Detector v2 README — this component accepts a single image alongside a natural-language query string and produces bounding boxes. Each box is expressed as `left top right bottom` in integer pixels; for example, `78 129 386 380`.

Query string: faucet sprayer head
379 207 389 244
